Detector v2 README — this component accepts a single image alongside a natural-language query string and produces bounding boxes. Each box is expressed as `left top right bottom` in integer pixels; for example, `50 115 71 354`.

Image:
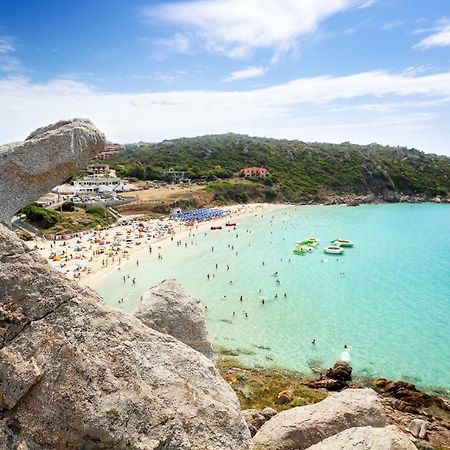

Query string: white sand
26 203 285 289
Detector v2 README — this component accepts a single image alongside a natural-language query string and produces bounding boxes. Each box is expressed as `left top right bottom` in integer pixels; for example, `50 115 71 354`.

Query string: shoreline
26 202 286 289
215 351 450 400
217 357 450 447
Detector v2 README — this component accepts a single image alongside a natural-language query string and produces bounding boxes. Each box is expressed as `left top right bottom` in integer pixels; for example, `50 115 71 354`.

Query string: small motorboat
210 226 222 230
332 239 354 247
324 246 344 255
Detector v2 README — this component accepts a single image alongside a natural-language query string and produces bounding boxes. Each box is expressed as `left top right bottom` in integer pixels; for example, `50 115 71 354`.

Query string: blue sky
0 0 449 154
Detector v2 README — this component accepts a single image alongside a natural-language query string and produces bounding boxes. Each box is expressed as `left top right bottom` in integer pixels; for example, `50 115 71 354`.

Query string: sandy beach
26 203 285 289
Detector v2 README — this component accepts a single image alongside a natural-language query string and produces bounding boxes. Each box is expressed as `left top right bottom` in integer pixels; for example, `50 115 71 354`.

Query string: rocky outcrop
253 389 386 450
307 360 352 391
373 378 450 411
242 407 277 437
0 224 251 449
134 279 214 359
305 425 417 449
409 419 427 439
276 389 294 404
0 119 105 225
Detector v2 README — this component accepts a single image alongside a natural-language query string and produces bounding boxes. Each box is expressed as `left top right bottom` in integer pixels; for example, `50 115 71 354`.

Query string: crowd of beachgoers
27 203 282 285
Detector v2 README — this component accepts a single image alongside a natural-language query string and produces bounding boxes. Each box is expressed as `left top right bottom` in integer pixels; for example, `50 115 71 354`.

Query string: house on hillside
240 166 268 177
95 142 123 160
73 175 129 193
162 169 190 183
86 164 110 175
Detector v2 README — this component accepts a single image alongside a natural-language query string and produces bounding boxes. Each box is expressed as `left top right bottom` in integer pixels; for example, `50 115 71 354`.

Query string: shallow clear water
94 203 450 390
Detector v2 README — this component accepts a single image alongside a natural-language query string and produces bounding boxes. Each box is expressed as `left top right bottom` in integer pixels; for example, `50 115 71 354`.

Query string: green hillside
107 134 450 203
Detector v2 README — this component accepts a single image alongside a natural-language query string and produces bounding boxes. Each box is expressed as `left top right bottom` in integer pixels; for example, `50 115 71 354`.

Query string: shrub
86 205 109 217
21 203 60 229
61 200 75 212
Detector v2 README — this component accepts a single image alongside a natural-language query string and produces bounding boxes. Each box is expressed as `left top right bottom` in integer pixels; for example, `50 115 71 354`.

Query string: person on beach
215 263 218 269
132 278 136 284
123 275 126 282
312 339 316 345
207 274 210 280
227 265 229 270
240 295 243 302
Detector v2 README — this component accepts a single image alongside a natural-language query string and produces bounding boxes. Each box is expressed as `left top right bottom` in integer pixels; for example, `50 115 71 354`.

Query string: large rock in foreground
134 279 214 359
253 388 386 450
306 425 417 450
0 119 105 225
0 225 251 449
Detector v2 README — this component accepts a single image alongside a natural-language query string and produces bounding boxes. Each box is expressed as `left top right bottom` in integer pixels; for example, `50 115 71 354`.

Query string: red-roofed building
240 166 268 177
95 143 123 160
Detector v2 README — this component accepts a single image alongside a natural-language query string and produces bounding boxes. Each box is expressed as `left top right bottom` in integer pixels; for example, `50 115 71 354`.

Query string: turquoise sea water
94 204 450 390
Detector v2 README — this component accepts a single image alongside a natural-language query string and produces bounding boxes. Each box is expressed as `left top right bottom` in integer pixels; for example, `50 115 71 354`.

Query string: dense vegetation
21 203 115 234
107 134 450 203
21 203 60 228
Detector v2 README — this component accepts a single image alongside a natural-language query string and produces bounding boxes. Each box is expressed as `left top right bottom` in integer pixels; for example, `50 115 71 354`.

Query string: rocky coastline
1 120 449 449
218 358 450 449
292 191 449 207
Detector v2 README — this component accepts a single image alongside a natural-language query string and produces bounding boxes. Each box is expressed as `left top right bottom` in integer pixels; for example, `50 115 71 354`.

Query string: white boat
323 245 344 255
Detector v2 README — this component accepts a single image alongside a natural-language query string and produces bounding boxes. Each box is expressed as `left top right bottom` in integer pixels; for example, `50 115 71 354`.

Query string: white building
73 175 129 193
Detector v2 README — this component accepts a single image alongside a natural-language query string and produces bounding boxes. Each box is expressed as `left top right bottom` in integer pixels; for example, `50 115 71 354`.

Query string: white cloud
0 35 25 73
414 19 450 49
223 66 267 82
155 32 191 55
0 36 15 54
382 20 404 30
142 0 375 59
1 70 450 154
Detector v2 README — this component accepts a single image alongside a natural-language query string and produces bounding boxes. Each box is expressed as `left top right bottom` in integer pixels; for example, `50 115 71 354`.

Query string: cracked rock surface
0 223 251 449
134 279 214 359
0 118 105 225
253 388 386 450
